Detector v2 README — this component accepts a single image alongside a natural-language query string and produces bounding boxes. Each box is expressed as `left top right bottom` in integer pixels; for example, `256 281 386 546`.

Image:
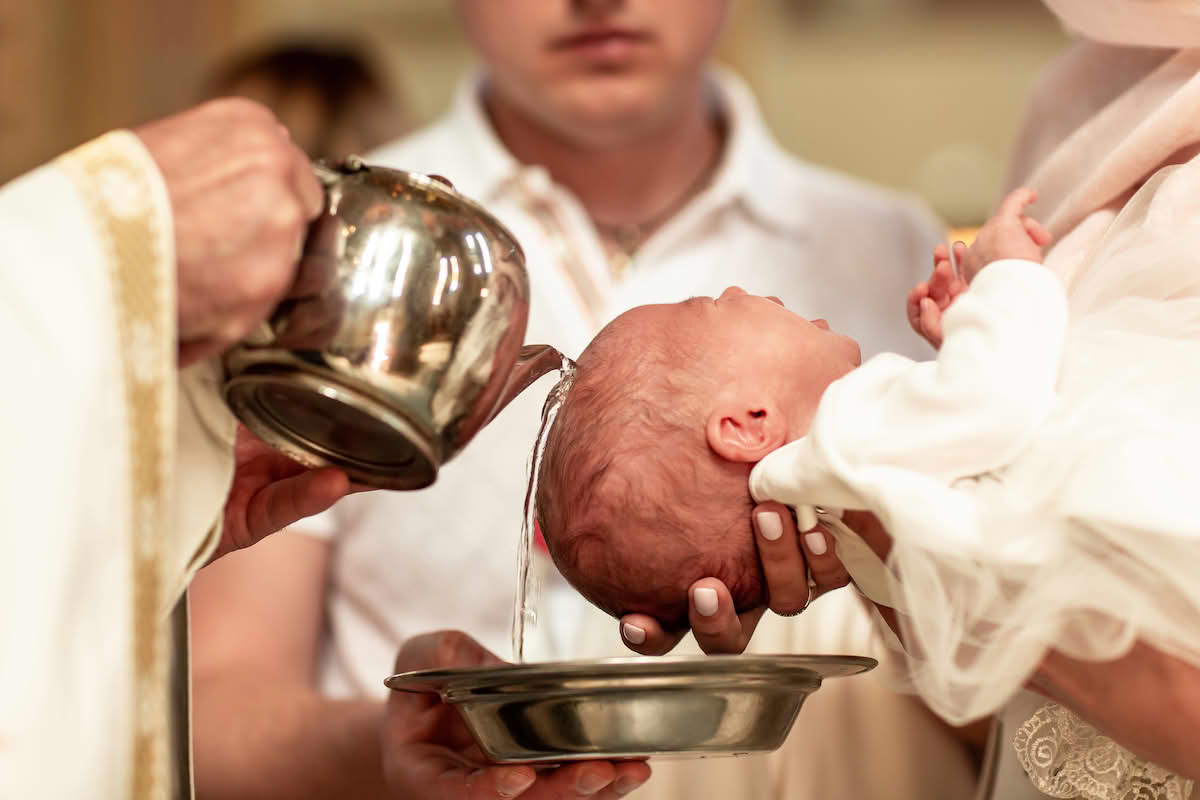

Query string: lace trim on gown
1013 702 1194 800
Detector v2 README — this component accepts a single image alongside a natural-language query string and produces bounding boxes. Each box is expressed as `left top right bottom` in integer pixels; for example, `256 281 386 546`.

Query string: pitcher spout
488 344 571 425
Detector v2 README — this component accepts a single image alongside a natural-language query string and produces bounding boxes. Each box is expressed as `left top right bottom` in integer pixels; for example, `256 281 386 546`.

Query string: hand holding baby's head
536 288 861 630
535 303 762 630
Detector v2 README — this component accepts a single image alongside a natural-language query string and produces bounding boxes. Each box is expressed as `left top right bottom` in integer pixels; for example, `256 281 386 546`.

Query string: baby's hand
907 242 968 349
958 187 1053 284
908 188 1053 350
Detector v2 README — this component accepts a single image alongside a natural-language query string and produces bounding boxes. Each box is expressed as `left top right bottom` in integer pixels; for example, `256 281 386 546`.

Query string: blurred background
0 0 1066 226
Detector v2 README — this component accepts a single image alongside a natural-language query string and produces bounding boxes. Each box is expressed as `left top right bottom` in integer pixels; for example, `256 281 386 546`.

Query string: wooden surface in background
0 0 234 183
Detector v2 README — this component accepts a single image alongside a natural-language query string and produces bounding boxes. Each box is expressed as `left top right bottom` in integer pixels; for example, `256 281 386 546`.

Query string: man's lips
550 28 654 51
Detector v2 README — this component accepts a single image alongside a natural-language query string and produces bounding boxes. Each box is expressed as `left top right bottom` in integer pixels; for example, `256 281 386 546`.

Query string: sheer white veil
875 6 1200 797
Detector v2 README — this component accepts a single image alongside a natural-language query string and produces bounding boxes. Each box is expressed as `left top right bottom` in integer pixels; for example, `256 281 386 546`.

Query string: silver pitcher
223 158 565 490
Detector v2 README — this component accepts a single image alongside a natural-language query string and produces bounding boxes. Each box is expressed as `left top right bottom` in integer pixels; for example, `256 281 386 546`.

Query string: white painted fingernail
622 623 646 645
804 532 828 556
796 505 818 532
694 587 719 617
756 511 783 541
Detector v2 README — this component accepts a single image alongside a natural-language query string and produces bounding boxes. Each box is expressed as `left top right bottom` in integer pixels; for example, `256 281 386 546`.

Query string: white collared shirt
299 70 944 694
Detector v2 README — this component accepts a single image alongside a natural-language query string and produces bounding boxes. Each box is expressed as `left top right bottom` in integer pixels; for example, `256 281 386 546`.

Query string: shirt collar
441 73 531 203
700 67 810 236
440 67 809 236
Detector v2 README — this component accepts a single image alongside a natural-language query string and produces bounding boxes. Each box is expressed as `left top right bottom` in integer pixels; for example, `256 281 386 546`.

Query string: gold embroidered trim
59 131 176 800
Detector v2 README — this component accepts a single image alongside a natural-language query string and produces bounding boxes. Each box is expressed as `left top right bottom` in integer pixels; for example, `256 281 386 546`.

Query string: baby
534 173 1200 800
535 189 1053 630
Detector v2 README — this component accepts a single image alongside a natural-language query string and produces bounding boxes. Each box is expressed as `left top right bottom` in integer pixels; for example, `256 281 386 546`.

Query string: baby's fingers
998 187 1038 219
932 243 950 268
952 241 968 274
929 259 957 307
1022 215 1053 248
907 283 929 335
919 297 944 349
946 264 968 301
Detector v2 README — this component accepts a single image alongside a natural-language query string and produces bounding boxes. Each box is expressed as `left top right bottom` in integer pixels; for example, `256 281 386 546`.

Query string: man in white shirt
191 2 977 798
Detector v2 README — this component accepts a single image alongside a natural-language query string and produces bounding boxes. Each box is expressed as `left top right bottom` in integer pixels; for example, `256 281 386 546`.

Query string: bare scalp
536 311 764 630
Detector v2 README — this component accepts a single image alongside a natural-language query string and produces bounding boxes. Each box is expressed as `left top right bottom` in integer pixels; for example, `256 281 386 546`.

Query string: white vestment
751 157 1200 798
0 132 237 799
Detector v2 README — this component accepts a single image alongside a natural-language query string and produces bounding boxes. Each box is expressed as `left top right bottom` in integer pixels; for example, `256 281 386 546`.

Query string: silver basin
385 654 876 764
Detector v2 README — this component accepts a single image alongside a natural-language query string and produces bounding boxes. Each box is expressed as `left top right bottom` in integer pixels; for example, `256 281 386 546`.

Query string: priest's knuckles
134 97 325 365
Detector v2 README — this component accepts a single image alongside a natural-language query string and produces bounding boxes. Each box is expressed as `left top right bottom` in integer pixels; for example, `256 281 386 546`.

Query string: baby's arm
754 257 1070 513
908 188 1053 349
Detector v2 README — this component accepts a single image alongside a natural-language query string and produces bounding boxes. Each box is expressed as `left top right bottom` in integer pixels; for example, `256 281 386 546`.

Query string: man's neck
483 82 724 230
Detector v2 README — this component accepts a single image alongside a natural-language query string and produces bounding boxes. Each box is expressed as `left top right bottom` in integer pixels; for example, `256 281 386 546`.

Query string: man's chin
550 79 680 142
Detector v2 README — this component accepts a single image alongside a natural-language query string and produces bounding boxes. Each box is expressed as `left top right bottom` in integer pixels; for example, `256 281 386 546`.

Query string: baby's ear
705 400 788 463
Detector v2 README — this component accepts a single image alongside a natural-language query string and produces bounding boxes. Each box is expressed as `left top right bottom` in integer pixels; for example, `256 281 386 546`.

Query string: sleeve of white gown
3 131 235 612
61 131 236 609
750 258 1068 517
166 360 237 601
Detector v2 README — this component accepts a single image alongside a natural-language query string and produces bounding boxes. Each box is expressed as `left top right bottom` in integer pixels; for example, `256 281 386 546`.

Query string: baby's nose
718 286 748 300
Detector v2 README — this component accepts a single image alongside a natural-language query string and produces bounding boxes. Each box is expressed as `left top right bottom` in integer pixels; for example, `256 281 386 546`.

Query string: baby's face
628 286 862 385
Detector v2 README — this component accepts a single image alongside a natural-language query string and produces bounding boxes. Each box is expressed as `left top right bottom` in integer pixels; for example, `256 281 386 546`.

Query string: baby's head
536 287 861 631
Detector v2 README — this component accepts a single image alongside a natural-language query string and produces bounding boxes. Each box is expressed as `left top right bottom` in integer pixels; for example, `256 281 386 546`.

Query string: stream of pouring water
511 354 577 663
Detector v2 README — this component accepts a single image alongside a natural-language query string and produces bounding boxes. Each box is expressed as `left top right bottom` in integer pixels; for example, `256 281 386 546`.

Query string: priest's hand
135 98 326 366
382 631 651 799
210 424 365 562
